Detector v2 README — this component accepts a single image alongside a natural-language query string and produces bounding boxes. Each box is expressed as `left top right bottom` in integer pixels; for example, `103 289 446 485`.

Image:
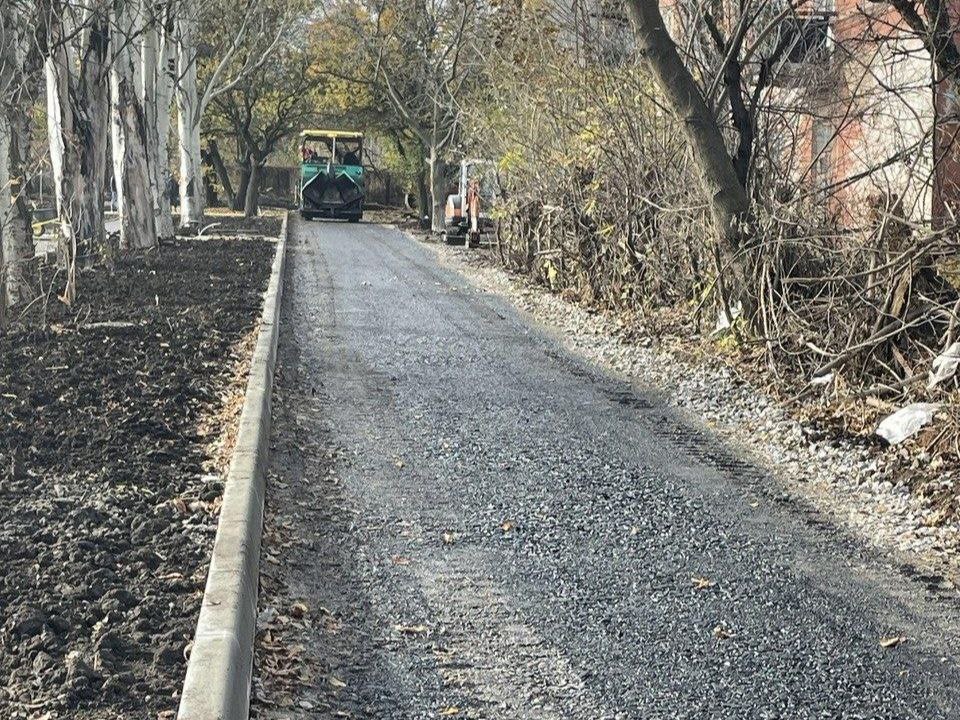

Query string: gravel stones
428 242 960 582
251 221 960 719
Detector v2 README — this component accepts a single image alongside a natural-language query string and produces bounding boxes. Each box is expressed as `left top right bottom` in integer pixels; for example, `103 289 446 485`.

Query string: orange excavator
443 159 497 247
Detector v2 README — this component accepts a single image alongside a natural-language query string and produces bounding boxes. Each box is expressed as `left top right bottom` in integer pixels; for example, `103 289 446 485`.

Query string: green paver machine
298 130 365 222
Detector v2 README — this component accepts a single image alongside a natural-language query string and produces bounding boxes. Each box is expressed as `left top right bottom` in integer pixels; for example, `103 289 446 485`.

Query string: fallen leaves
500 519 515 532
880 635 908 649
440 706 460 716
328 675 347 689
443 531 456 544
691 576 715 590
394 623 430 636
391 555 412 565
712 624 735 641
290 601 309 619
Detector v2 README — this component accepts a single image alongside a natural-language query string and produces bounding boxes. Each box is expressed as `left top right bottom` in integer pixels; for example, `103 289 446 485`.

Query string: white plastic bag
927 341 960 390
875 403 938 444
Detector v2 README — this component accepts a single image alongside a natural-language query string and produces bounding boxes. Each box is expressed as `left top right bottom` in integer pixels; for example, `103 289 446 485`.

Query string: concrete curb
177 212 289 720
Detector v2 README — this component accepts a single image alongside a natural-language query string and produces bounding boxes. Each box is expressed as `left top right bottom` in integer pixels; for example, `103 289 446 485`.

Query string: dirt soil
175 210 283 238
0 238 274 719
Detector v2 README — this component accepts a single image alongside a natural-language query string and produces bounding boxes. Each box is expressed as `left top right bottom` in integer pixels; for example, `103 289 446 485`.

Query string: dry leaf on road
394 624 430 635
712 624 735 641
290 602 309 619
880 635 907 649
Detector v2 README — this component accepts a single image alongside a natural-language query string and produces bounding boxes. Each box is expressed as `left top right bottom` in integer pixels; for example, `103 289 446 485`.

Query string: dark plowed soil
175 212 283 238
0 238 274 718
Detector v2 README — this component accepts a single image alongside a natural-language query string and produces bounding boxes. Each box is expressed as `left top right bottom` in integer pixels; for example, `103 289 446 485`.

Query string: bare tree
356 0 485 231
133 0 177 242
209 46 316 217
172 0 285 228
625 0 753 314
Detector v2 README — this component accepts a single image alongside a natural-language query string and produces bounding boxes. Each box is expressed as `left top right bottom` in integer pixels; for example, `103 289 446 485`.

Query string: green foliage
467 4 707 312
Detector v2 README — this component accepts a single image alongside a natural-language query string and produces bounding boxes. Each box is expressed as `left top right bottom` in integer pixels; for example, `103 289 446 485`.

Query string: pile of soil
0 238 274 718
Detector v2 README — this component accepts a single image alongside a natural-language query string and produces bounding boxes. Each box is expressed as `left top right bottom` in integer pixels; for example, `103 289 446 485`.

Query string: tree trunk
0 108 14 317
244 161 261 218
234 158 251 212
142 0 176 241
0 8 33 310
112 0 157 250
45 7 112 301
77 16 112 257
5 108 34 308
416 168 430 228
175 3 204 228
428 144 446 233
208 139 235 208
110 85 124 215
625 0 752 306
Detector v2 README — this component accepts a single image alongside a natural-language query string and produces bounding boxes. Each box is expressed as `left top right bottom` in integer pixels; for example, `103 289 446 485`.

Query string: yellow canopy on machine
300 129 364 140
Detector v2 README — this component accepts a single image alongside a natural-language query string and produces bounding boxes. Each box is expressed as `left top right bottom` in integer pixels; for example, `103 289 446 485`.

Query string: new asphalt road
256 217 960 719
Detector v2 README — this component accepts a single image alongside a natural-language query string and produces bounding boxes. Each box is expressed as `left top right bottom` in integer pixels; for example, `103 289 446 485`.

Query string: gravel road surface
253 218 960 719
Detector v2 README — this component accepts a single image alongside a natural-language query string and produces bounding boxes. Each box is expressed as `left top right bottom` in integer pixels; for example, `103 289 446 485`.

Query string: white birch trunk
142 0 175 241
45 6 111 302
5 104 34 308
112 1 157 250
44 58 67 225
0 9 32 309
44 55 78 274
156 34 176 238
110 78 125 215
175 5 204 228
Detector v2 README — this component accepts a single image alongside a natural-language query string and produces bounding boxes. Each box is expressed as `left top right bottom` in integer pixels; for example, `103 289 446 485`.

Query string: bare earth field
0 237 273 719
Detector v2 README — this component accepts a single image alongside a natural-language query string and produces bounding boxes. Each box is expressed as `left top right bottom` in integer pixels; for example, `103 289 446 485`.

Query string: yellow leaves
500 519 515 533
440 707 460 716
329 675 347 689
542 258 559 288
498 149 525 172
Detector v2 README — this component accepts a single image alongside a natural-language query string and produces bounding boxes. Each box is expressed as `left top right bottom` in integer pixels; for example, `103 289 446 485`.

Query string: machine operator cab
298 130 365 223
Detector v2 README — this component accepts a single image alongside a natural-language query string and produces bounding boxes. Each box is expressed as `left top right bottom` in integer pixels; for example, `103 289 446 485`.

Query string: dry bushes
475 5 960 443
